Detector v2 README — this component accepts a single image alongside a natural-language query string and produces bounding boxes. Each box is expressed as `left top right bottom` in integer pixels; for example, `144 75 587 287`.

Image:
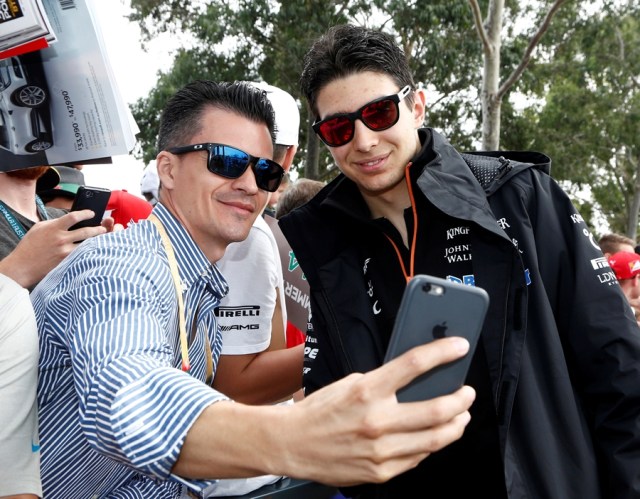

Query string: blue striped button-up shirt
32 204 229 498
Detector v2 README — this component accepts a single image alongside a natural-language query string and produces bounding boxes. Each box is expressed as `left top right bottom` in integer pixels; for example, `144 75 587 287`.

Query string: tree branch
498 0 568 99
469 0 492 55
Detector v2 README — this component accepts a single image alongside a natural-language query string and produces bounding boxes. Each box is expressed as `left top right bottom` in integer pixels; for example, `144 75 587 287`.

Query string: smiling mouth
356 154 387 170
222 200 256 213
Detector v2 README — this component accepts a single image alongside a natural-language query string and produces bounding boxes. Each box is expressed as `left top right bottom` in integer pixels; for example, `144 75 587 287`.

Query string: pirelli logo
591 257 609 270
215 306 260 317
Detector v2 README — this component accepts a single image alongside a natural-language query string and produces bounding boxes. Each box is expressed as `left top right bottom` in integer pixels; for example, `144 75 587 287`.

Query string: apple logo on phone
432 321 448 339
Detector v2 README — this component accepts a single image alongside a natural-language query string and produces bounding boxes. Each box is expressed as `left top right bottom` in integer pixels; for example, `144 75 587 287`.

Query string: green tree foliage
506 1 640 237
128 0 353 173
127 0 489 175
131 0 638 238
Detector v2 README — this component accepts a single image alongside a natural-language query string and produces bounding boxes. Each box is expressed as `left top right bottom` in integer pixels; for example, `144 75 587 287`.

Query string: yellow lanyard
149 214 213 383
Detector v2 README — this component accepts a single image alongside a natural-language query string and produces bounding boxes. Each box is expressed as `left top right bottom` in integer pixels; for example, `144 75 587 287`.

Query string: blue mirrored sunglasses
167 143 285 192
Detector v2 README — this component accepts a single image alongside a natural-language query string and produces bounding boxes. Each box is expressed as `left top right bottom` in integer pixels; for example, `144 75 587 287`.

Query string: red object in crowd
286 321 306 348
107 190 153 228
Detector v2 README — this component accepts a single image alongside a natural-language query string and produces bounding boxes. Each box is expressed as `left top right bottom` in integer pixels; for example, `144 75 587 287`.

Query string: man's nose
351 119 379 152
233 164 260 194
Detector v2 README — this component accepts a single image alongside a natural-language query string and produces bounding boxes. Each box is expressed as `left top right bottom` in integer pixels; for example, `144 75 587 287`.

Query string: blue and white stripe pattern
32 204 230 498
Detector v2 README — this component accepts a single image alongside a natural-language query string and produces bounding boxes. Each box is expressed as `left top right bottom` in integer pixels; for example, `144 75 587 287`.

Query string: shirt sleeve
63 247 229 482
216 227 278 354
527 170 640 495
0 274 41 497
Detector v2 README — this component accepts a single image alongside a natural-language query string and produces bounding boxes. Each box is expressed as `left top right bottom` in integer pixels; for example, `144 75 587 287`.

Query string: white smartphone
383 274 489 403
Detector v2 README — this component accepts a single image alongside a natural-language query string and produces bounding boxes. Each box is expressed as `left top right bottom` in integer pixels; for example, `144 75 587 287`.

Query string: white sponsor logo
597 271 617 285
583 228 601 250
591 257 610 270
571 213 585 224
511 238 524 254
363 257 371 275
446 226 469 240
444 244 472 263
304 347 319 360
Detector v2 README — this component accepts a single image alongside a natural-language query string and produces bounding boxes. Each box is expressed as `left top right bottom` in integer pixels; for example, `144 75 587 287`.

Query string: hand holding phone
383 274 489 402
68 186 111 231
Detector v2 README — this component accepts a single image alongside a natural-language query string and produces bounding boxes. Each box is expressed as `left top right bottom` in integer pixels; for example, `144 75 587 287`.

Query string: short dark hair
598 232 636 255
157 80 277 153
300 24 415 117
273 144 290 165
275 178 325 219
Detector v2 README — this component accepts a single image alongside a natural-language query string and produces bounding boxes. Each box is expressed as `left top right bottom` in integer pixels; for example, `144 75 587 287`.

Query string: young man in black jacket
280 24 640 499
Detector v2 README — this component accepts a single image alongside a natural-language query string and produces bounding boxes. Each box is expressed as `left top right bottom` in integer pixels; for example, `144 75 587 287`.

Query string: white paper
0 0 137 171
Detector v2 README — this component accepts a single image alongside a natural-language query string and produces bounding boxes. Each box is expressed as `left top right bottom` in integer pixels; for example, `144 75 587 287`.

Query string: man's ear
156 151 177 190
412 88 427 127
281 145 298 173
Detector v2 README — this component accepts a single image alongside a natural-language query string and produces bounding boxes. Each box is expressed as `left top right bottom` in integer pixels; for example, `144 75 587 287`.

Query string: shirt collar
150 203 229 299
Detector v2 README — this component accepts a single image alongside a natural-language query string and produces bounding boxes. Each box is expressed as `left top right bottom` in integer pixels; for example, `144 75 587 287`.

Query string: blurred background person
272 178 326 349
0 164 115 499
598 232 636 258
140 164 160 206
0 273 41 498
0 165 112 289
275 178 326 220
608 251 640 323
37 165 152 228
263 172 290 218
37 165 85 210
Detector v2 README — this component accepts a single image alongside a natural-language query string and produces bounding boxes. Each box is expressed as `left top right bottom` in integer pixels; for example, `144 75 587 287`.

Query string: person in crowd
140 164 160 206
0 165 115 499
0 166 114 289
30 80 475 498
0 274 41 499
597 233 640 317
264 172 290 217
37 165 153 227
598 232 636 258
278 24 640 499
608 250 640 323
275 177 326 220
214 82 303 408
36 165 85 209
271 178 326 349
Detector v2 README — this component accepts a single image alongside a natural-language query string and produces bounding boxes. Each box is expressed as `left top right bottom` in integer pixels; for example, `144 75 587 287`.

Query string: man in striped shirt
31 80 475 498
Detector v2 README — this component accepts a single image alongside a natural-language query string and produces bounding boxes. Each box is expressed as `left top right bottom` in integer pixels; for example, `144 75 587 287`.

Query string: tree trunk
470 0 568 151
481 86 502 151
305 115 320 180
627 158 640 240
480 0 503 151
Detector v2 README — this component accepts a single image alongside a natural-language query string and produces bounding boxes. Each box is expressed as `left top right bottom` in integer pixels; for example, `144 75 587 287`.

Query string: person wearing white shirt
214 83 303 406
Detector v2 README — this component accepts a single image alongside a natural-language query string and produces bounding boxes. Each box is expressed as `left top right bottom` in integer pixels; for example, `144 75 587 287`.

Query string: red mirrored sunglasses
312 85 412 147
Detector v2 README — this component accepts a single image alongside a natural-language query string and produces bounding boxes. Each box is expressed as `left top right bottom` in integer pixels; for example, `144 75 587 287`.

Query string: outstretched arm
175 336 475 486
